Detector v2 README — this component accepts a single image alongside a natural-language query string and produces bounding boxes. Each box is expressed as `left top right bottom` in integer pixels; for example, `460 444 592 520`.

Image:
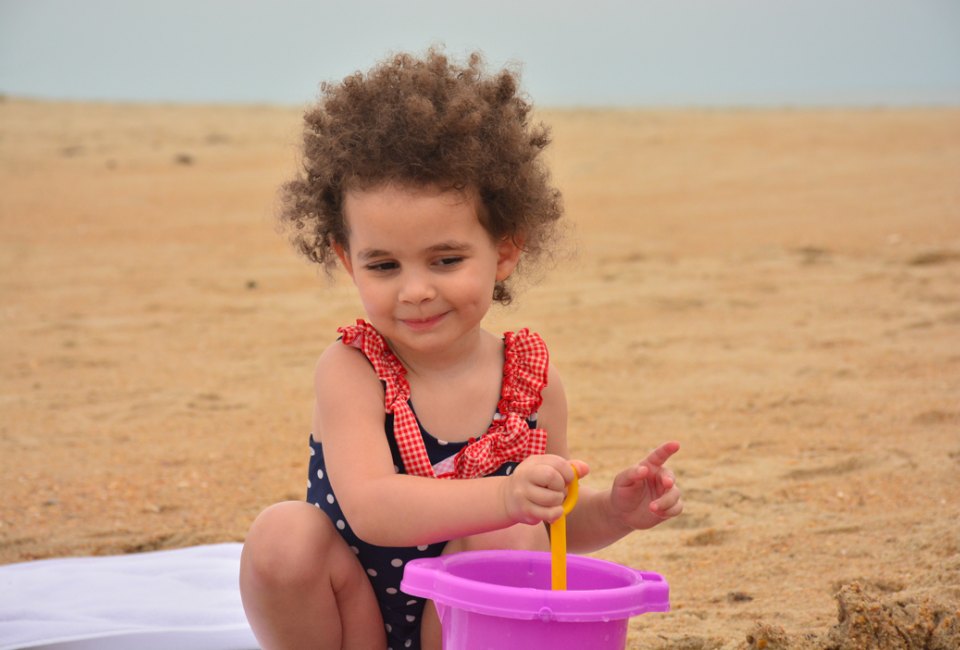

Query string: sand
1 97 958 648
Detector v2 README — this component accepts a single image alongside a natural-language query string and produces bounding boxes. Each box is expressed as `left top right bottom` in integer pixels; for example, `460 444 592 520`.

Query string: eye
435 256 464 268
365 261 399 272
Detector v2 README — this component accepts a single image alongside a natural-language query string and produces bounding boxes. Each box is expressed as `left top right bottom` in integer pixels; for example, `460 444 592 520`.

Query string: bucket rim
400 550 669 622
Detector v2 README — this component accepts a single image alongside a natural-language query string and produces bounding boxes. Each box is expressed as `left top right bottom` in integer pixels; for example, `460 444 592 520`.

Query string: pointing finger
643 441 680 468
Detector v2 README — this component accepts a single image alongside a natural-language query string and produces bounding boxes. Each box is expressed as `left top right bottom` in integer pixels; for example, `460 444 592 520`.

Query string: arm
539 364 684 553
566 441 683 553
313 344 574 547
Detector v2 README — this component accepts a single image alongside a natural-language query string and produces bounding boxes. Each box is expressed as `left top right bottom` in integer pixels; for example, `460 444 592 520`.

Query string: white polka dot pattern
304 322 542 648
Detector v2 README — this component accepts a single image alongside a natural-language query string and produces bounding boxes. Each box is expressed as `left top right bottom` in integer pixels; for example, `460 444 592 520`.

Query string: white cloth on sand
0 543 258 650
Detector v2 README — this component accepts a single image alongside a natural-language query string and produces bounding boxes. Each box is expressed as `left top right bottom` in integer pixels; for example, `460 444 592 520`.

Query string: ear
494 236 523 282
333 242 355 279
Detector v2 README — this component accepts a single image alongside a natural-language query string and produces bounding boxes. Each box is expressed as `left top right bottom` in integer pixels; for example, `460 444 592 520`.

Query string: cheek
353 279 389 312
460 272 497 306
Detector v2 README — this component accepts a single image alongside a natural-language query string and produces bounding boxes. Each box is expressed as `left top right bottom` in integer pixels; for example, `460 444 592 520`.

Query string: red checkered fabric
450 329 549 478
337 320 549 480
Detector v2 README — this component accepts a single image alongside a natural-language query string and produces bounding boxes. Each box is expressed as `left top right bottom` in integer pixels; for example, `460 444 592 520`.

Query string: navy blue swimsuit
306 321 548 650
307 416 530 649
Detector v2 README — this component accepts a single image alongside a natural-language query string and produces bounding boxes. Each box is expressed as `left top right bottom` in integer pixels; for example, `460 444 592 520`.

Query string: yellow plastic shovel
550 466 579 590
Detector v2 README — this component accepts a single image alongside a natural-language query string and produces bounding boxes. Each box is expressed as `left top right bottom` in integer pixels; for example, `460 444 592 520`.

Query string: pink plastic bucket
401 550 669 649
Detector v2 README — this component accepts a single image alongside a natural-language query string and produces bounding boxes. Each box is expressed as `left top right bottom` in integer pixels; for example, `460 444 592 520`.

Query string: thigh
240 501 386 650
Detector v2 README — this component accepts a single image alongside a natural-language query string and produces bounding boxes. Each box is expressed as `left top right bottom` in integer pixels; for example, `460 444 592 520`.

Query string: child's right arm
312 343 575 547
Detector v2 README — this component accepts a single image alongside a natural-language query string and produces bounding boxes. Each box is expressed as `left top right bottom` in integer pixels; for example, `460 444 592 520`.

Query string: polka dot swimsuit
306 321 548 650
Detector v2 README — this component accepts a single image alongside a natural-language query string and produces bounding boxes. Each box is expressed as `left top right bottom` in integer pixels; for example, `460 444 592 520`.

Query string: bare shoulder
312 341 385 431
544 361 565 390
541 361 569 455
542 361 567 409
313 341 382 392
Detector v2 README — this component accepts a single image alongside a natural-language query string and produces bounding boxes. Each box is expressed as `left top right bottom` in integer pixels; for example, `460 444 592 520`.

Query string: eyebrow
357 241 472 261
357 248 391 262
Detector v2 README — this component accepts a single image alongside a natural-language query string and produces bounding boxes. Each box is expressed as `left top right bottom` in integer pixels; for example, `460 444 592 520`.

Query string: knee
240 501 332 590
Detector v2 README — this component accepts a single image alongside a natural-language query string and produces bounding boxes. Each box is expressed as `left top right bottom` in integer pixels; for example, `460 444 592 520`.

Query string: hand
501 455 590 525
609 441 683 530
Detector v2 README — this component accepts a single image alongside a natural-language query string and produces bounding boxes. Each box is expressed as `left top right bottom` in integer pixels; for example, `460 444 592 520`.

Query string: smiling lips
400 312 448 331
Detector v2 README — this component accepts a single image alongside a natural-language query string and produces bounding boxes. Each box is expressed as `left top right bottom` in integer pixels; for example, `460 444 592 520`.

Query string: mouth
400 312 449 331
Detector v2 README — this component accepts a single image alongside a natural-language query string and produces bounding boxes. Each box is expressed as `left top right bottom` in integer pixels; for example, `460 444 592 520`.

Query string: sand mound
744 583 960 650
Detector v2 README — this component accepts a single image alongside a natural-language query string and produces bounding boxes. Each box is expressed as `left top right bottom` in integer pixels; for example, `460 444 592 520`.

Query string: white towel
0 543 258 650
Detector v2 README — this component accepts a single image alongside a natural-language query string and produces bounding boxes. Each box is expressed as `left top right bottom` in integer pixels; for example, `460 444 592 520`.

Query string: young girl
239 49 683 650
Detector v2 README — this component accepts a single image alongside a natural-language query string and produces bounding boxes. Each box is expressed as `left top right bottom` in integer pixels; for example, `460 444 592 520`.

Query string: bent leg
239 501 385 650
420 523 549 650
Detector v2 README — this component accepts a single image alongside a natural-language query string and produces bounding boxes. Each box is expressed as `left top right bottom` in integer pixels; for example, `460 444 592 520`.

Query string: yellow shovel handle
550 466 579 590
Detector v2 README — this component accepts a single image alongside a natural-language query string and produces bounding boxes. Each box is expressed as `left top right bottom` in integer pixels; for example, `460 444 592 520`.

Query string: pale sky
1 0 958 107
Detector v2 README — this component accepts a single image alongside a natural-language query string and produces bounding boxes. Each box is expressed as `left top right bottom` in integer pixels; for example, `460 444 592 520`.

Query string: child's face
335 183 521 359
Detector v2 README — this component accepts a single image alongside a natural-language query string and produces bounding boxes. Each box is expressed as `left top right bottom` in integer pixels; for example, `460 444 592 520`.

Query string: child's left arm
570 441 682 552
540 366 684 553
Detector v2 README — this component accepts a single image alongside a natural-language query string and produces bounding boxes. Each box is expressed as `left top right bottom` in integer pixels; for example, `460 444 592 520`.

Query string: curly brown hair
278 48 563 304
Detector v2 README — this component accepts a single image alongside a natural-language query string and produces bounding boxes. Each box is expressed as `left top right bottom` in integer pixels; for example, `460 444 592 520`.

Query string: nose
398 269 437 305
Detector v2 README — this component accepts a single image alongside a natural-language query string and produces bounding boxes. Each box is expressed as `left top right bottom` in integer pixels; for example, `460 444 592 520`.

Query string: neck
388 327 493 380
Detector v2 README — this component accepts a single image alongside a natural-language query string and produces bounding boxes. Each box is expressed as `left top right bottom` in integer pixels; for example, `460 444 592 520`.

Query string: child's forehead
342 182 485 222
340 180 498 245
340 182 498 245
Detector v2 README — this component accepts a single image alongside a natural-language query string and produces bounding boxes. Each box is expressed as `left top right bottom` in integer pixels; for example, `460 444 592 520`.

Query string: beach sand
1 98 958 648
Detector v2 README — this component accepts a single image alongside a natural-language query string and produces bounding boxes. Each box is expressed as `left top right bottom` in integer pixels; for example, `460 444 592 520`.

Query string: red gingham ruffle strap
338 320 436 477
338 319 408 409
497 328 549 419
449 328 549 479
